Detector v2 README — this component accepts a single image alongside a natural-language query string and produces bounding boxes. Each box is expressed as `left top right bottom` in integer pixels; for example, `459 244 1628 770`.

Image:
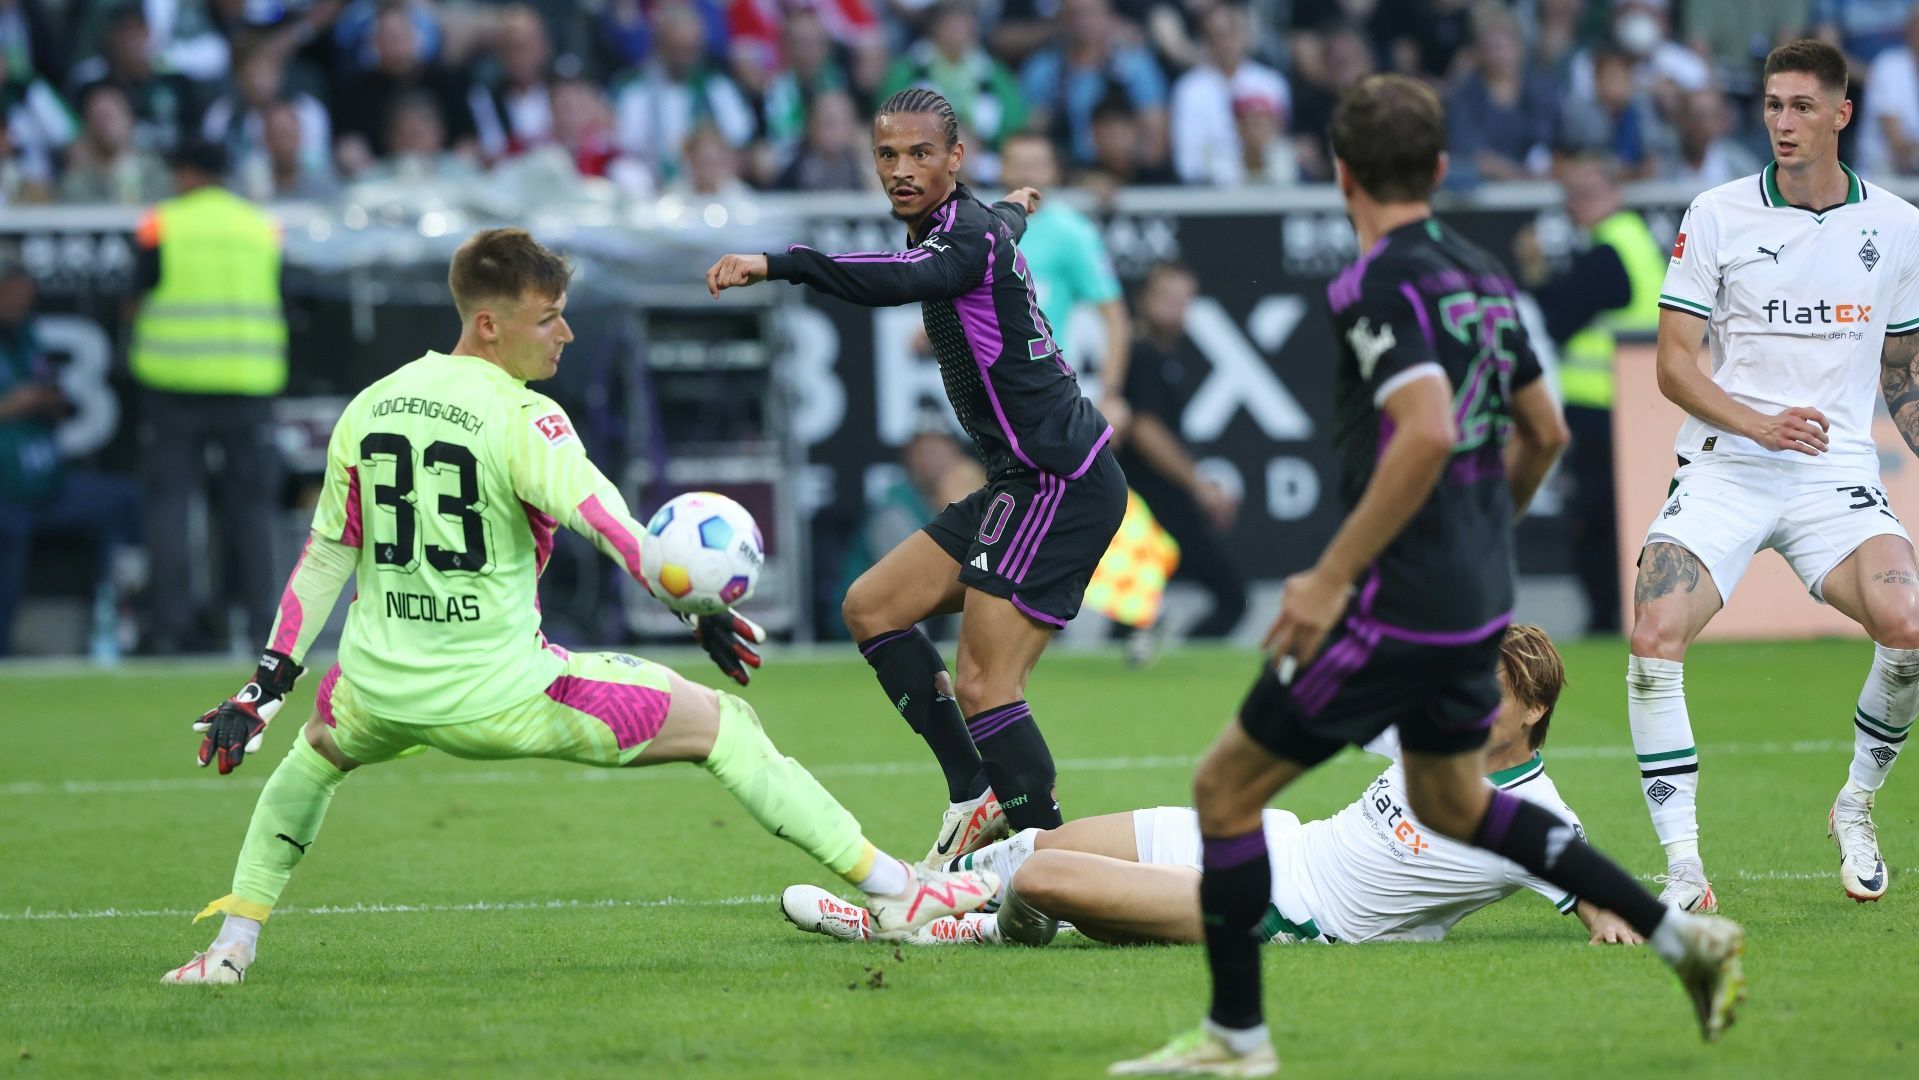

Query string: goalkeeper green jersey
301 351 649 722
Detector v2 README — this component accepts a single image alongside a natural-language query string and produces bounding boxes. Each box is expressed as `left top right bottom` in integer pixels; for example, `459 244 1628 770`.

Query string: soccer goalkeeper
163 229 998 985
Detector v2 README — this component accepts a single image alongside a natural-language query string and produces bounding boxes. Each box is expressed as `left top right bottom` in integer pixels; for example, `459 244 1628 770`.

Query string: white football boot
780 884 872 942
1666 914 1747 1041
160 945 250 985
1830 785 1889 902
1655 861 1718 914
923 788 1009 867
1109 1025 1279 1078
865 863 999 940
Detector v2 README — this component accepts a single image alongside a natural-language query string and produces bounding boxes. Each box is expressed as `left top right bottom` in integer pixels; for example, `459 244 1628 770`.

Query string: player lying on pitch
162 228 998 985
781 625 1643 948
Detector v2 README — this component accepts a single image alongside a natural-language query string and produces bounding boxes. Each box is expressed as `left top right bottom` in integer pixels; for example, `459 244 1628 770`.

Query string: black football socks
859 628 988 802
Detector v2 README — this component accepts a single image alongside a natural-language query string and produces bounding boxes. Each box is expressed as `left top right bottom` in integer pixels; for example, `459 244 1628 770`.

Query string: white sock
857 855 911 897
211 913 260 957
1650 908 1693 966
1850 645 1918 792
1204 1018 1271 1054
1628 656 1701 861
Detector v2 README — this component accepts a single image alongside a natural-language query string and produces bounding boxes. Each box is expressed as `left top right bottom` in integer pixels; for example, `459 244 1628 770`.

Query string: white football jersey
1659 162 1919 468
1281 733 1580 943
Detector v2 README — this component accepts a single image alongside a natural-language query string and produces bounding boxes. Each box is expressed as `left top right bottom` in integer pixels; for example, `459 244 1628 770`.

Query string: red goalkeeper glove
686 610 765 686
195 650 304 774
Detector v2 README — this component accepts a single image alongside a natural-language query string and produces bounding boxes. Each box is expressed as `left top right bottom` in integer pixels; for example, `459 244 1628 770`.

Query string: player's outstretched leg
1407 753 1746 1041
661 678 998 938
163 727 352 984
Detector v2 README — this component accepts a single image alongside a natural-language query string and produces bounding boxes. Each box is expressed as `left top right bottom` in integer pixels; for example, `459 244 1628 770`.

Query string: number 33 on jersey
309 351 652 723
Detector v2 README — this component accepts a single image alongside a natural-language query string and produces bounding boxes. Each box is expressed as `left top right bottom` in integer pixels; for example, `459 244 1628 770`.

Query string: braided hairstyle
874 87 960 148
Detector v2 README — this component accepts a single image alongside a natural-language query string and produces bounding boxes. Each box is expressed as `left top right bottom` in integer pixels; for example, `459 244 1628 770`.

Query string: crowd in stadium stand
5 0 1919 210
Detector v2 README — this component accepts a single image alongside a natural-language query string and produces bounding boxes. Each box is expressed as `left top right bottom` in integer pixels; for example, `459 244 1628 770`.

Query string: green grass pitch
4 639 1916 1077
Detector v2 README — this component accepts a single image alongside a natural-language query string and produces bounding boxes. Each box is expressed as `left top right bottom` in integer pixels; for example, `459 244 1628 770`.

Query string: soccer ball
640 491 764 615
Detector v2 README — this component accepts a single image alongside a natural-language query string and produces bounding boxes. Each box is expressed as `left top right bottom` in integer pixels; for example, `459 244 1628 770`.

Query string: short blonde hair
1499 624 1566 750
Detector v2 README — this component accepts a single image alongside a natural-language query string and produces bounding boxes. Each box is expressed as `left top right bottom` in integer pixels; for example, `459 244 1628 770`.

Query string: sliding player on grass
162 229 998 985
1628 40 1919 912
783 625 1644 949
1114 76 1746 1076
704 88 1126 866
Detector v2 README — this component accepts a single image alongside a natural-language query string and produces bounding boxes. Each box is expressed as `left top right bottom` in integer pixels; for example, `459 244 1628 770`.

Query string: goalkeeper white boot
924 788 1009 867
780 884 873 942
865 864 1000 940
160 944 250 985
1830 783 1889 902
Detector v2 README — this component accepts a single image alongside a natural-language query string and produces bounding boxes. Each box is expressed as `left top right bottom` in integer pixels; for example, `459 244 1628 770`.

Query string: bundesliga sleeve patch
534 412 575 447
1670 232 1687 263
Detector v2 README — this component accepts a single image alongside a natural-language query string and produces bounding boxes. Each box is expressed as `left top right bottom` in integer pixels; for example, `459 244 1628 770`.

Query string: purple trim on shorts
544 671 671 750
1399 281 1436 347
999 482 1042 567
1202 830 1268 870
1001 475 1058 582
1367 610 1512 646
967 701 1031 741
1010 592 1068 628
858 628 916 658
1291 622 1383 716
1066 425 1115 480
315 663 343 728
1007 475 1066 583
1476 788 1522 849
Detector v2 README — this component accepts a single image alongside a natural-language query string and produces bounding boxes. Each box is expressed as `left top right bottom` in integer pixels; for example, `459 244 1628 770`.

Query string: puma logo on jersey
1758 243 1784 264
971 553 990 572
1347 317 1396 380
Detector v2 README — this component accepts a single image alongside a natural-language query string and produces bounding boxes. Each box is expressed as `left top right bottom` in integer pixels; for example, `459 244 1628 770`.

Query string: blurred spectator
0 51 66 204
200 42 331 184
668 121 748 198
614 0 754 185
331 0 444 73
776 88 868 191
1379 0 1474 80
1662 87 1761 185
1288 20 1375 181
596 0 727 77
880 2 1026 157
1075 92 1177 201
1561 48 1678 180
1684 0 1811 94
0 107 51 204
1528 0 1588 90
1020 0 1169 168
357 91 481 182
1569 0 1712 109
58 83 171 205
1860 7 1919 176
68 0 232 85
475 3 556 160
1116 260 1246 640
332 1 478 175
1232 94 1295 187
235 98 341 200
1170 3 1291 187
549 75 625 181
1815 0 1911 64
760 9 854 170
0 265 142 659
0 0 64 86
1446 2 1558 187
130 142 287 655
70 5 203 155
1511 157 1664 634
1000 131 1130 426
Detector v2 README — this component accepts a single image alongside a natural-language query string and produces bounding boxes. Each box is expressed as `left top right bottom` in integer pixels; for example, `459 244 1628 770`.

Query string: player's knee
953 664 1021 718
840 579 886 641
1628 609 1690 661
1871 619 1919 653
1010 851 1072 911
1192 764 1260 835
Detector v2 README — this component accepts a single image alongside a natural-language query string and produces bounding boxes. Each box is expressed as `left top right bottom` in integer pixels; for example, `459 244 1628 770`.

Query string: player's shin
1628 655 1702 865
200 736 349 930
859 629 988 801
1199 830 1272 1040
968 701 1062 829
1850 645 1917 792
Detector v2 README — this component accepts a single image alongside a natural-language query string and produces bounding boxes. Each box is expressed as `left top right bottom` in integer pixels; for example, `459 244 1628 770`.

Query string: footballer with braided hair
707 89 1127 866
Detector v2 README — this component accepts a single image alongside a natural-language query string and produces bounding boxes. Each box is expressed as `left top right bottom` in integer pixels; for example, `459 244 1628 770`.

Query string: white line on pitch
0 740 1856 799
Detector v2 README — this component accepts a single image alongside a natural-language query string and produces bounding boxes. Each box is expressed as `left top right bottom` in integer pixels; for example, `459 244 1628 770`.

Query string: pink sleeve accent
314 663 343 727
269 538 311 655
545 673 670 749
578 493 646 582
340 465 364 548
522 500 558 577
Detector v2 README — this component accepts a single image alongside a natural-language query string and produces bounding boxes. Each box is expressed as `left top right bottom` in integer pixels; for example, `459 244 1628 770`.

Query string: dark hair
1764 38 1849 98
448 228 573 318
1143 258 1196 288
1499 624 1566 751
1328 73 1445 203
167 140 228 176
1091 90 1139 125
874 88 959 148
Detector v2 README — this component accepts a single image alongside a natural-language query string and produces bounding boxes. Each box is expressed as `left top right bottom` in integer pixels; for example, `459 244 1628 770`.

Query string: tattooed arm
1881 330 1919 458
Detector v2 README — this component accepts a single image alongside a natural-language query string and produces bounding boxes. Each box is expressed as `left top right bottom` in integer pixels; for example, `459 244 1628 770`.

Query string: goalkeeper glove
686 610 765 686
195 650 304 774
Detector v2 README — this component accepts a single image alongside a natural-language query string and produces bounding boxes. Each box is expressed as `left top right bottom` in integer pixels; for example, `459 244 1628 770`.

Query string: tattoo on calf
1636 543 1702 604
1871 569 1918 586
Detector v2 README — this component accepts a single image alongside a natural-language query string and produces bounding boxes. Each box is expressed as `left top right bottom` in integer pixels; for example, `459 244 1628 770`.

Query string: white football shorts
1130 806 1330 943
1643 453 1910 602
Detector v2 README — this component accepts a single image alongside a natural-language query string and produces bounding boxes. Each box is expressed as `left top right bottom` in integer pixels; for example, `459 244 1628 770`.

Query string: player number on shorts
1837 485 1897 519
359 433 493 575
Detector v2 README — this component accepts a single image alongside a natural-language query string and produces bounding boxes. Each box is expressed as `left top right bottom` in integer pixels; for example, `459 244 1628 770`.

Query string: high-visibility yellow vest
130 187 287 396
1560 210 1665 409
